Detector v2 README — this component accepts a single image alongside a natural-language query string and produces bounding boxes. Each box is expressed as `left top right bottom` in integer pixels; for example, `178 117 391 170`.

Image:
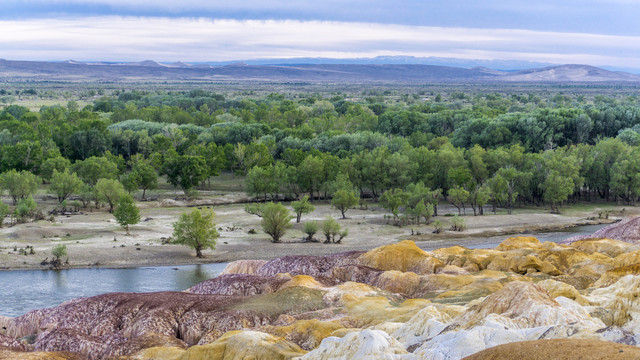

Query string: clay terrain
2 216 640 359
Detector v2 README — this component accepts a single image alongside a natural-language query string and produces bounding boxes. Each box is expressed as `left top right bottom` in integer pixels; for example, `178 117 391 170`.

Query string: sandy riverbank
0 200 628 271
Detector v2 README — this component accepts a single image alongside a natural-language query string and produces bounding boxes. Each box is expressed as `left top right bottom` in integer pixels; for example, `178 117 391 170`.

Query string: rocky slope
3 226 640 359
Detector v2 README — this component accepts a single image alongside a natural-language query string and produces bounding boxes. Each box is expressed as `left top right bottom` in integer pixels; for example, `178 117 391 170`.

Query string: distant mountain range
1 58 640 83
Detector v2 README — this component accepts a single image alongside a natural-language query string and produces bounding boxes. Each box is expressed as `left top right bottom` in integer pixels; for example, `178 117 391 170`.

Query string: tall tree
113 194 140 235
49 170 83 203
0 169 39 205
172 208 219 258
95 178 125 213
260 202 293 243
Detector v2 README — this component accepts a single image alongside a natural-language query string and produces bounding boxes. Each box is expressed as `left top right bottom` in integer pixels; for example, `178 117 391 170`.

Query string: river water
0 263 228 317
0 223 608 318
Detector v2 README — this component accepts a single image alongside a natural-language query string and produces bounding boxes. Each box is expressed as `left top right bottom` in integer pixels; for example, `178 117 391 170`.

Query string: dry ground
0 194 631 271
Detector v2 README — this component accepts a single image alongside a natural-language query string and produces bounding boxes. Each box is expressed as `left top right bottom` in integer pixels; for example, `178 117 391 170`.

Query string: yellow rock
220 260 268 275
535 279 589 305
587 275 640 329
496 236 544 251
486 253 562 276
279 275 323 290
570 238 640 258
322 282 388 307
263 319 345 350
133 331 306 360
372 270 422 295
431 247 495 270
343 296 431 326
358 240 444 274
451 281 603 330
592 264 640 288
612 249 640 267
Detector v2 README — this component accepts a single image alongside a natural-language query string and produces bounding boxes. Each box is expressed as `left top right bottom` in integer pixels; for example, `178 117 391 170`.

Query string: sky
1 0 640 69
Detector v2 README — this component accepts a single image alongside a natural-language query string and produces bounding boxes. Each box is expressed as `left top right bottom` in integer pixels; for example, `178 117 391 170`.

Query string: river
0 262 228 317
0 223 607 318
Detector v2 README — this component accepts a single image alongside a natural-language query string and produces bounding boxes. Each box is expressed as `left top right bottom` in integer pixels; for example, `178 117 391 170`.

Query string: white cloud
1 17 640 67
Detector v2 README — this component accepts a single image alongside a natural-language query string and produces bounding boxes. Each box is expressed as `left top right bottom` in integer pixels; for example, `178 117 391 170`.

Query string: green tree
321 217 348 243
131 161 157 199
163 154 208 197
0 202 9 227
303 220 318 241
407 199 434 224
543 171 574 214
488 173 508 214
331 189 359 219
52 244 67 262
95 178 125 213
494 167 525 214
291 195 315 223
447 186 470 215
120 171 139 194
260 202 293 243
14 195 38 223
40 156 71 183
72 156 118 187
296 155 324 200
611 149 640 204
113 194 141 235
172 208 219 258
469 184 491 216
0 169 39 205
49 170 83 203
245 166 273 201
380 188 409 218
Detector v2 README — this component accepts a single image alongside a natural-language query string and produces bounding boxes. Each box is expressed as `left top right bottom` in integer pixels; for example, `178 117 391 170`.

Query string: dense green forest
1 85 640 222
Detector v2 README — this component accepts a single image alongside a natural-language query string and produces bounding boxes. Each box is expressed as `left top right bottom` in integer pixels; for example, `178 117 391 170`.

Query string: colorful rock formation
4 226 640 359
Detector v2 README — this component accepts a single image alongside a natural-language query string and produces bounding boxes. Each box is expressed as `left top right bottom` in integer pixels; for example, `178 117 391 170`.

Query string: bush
303 221 318 241
433 219 444 234
450 215 467 232
52 244 67 261
292 195 315 223
14 195 38 223
321 217 348 244
0 202 9 227
260 202 293 243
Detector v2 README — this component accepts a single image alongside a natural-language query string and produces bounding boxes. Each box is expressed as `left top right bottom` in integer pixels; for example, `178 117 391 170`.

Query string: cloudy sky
1 0 639 69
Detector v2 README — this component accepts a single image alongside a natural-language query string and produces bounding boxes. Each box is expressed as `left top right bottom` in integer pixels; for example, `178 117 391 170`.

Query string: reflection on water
0 262 228 317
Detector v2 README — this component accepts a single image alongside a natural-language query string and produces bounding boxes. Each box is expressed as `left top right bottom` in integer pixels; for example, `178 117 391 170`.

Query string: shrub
433 219 444 234
260 202 293 243
321 217 348 244
51 244 67 263
450 215 467 232
303 221 318 241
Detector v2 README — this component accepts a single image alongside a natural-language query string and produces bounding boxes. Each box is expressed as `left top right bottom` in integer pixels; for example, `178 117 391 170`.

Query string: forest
1 84 640 225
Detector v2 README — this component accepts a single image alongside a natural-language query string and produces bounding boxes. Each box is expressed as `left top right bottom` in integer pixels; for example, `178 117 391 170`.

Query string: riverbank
0 199 628 271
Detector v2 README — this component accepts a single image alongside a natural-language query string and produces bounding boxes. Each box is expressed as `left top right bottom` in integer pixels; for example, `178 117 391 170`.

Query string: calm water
463 223 608 249
0 223 609 318
0 263 228 317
